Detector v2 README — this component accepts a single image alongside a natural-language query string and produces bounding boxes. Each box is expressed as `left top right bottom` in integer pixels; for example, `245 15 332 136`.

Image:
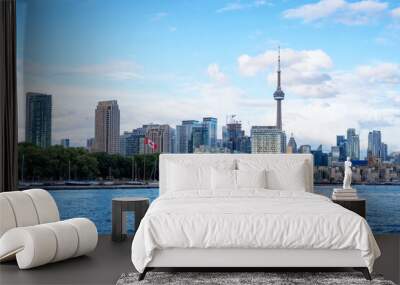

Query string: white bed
131 154 380 280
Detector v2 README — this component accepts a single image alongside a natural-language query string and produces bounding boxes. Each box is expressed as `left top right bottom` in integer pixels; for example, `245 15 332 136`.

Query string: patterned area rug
116 272 396 285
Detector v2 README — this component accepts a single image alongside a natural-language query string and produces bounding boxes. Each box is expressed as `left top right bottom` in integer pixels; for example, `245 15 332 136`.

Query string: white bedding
131 190 380 273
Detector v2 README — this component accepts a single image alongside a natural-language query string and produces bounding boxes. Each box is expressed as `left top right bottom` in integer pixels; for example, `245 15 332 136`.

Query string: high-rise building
281 132 287 153
250 126 285 153
287 133 297 153
202 117 217 148
86 137 95 152
336 135 347 161
60 138 70 148
239 136 252 153
94 100 120 154
119 128 146 156
143 124 173 153
331 146 340 163
273 47 285 130
346 128 360 160
119 132 133 157
133 128 146 154
191 124 204 151
312 146 328 167
226 122 243 153
222 126 229 147
170 128 176 153
25 92 52 148
179 118 217 153
176 120 199 153
380 142 388 162
298 145 311 154
368 130 382 158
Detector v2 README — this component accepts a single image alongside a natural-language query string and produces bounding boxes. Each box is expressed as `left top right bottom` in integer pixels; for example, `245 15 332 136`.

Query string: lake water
49 185 400 235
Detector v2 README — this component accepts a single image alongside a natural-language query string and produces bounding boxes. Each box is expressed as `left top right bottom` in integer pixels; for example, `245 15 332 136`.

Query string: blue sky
17 0 400 154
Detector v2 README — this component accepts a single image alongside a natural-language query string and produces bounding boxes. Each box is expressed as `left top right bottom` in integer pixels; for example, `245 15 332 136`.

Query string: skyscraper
380 142 388 161
133 127 146 154
346 128 360 160
143 124 173 153
312 146 328 167
273 47 285 130
336 135 347 161
287 133 297 153
119 128 146 156
176 120 199 153
119 131 133 157
368 130 382 158
226 122 243 153
86 137 95 152
25 92 52 148
94 100 120 154
331 146 340 163
250 126 285 153
202 117 217 148
179 118 217 153
191 124 205 151
239 136 251 153
222 126 229 147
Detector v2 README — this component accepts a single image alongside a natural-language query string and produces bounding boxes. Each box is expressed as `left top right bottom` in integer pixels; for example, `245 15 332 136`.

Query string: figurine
343 157 352 189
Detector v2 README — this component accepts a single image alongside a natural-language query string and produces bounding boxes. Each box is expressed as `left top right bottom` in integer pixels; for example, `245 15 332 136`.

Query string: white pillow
211 168 236 191
236 169 267 189
167 162 211 191
237 159 309 192
266 162 307 191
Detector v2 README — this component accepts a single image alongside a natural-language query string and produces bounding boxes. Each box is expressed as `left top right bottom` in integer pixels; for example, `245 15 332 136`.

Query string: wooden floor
0 236 134 285
0 235 399 285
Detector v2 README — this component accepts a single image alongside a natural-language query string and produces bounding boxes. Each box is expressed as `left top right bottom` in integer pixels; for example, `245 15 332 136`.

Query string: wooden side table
112 197 149 242
332 198 366 218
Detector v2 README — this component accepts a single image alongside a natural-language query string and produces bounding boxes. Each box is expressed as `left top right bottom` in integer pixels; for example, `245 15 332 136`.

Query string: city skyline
21 86 394 158
23 90 392 157
16 0 400 152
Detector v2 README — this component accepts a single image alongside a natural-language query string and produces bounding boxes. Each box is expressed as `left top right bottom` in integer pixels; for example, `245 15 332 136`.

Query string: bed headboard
159 154 314 195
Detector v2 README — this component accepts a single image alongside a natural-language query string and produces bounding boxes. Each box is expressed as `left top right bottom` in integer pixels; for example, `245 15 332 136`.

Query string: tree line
18 143 159 182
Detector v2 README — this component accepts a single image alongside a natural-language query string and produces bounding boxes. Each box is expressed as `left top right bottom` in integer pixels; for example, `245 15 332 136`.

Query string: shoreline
18 184 159 190
18 182 400 190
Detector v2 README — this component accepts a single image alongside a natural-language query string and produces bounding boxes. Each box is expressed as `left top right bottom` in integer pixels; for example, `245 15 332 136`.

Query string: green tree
18 143 160 181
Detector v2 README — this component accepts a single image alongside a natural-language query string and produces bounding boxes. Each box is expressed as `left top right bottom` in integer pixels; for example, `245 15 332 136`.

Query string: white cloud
391 7 400 18
283 0 388 25
168 26 177 32
238 48 336 98
283 0 346 22
356 62 400 84
238 48 333 76
216 0 269 13
207 63 228 83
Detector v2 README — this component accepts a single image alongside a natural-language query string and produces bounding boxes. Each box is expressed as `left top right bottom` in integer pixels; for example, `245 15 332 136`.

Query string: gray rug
116 272 396 285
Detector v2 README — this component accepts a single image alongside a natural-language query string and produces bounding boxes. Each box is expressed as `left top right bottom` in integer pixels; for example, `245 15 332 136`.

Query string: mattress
131 190 380 273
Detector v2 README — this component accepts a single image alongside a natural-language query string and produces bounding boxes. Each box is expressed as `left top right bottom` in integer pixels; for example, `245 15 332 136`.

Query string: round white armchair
0 189 98 269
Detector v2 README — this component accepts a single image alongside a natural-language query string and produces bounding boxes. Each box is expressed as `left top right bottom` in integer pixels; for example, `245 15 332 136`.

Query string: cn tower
273 47 285 130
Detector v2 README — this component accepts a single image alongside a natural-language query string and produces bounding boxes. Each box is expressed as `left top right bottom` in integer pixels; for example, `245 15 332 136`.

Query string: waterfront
49 185 400 234
315 185 400 234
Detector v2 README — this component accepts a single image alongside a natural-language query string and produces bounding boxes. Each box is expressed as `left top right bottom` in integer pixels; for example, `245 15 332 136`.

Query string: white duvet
131 190 380 273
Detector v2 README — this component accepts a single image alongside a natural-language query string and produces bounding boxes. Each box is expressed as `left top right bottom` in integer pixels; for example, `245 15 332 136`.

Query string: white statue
343 157 352 189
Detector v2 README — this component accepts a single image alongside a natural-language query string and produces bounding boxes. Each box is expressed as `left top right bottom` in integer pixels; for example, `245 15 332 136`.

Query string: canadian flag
144 137 158 150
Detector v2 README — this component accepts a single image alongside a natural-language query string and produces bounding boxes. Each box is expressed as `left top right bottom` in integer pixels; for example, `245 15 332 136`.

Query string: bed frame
139 154 372 281
139 248 371 280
